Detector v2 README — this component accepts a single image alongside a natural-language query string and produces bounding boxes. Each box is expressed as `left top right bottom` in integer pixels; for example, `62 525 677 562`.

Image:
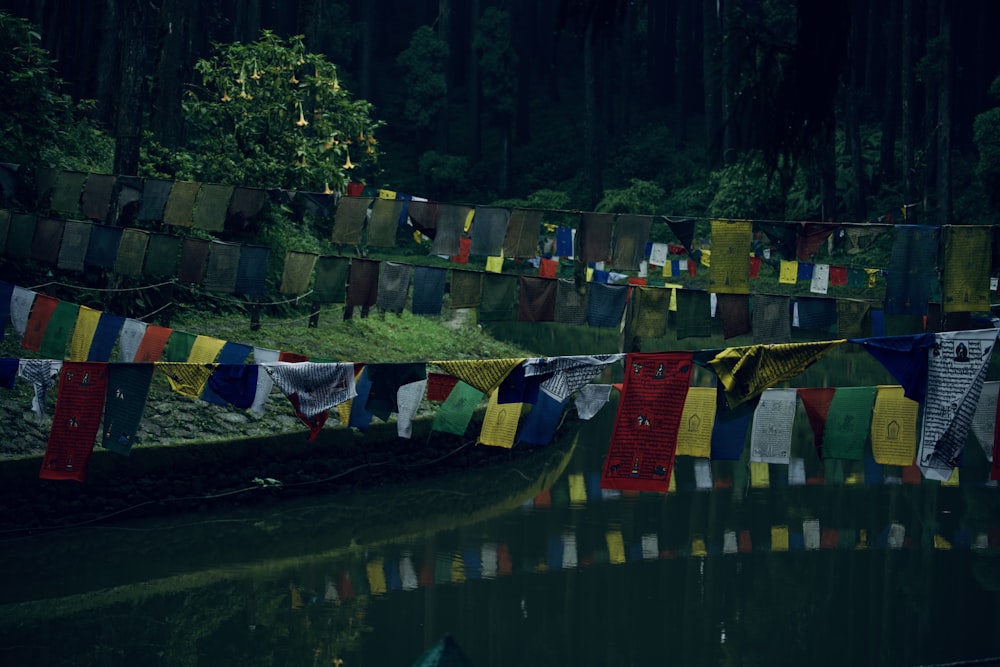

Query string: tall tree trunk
151 0 192 150
113 0 151 177
436 0 451 152
879 0 902 190
901 0 916 206
468 0 481 162
702 0 722 165
359 0 374 99
847 0 868 219
583 18 603 208
936 0 951 225
93 0 121 128
674 0 694 144
816 128 837 221
923 0 939 218
619 0 635 137
513 0 533 144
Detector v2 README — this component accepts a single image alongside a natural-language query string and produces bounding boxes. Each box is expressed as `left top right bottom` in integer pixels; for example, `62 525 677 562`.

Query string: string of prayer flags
503 208 543 258
611 214 652 270
708 219 752 294
706 339 845 408
375 262 410 314
517 276 556 322
918 329 998 480
432 380 484 435
578 212 613 264
39 362 107 481
797 387 835 459
870 385 919 465
752 294 791 344
822 386 877 460
675 386 717 458
163 180 200 227
479 389 523 448
430 203 469 257
346 257 380 307
470 206 510 257
601 352 694 492
750 388 797 464
587 283 627 328
102 363 155 456
555 278 588 325
331 196 372 245
943 225 991 313
192 183 233 232
313 255 350 303
411 265 447 315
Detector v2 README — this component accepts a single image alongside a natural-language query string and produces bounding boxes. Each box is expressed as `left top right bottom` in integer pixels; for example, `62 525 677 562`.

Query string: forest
3 0 1000 229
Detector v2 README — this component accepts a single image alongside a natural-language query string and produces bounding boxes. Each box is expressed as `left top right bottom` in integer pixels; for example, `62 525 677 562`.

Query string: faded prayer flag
708 219 752 294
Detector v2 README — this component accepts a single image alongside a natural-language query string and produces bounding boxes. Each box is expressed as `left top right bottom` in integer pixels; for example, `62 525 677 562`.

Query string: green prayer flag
313 255 350 303
192 183 234 232
821 386 877 460
432 381 483 435
50 170 87 215
114 228 149 276
39 300 79 359
161 330 197 362
163 181 200 228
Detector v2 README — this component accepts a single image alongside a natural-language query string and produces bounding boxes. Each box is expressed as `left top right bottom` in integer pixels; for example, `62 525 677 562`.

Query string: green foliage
492 188 573 211
395 26 449 132
0 11 112 170
707 155 786 219
418 150 473 199
974 78 1000 212
596 179 665 214
473 8 518 119
157 30 380 191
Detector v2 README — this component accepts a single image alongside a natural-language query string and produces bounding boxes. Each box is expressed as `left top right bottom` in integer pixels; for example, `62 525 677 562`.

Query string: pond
1 325 999 666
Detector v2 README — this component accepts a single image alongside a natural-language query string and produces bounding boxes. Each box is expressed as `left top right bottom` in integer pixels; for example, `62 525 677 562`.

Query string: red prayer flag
134 325 173 362
450 237 472 264
427 372 460 401
279 351 309 363
39 362 108 482
749 256 762 279
627 276 647 286
797 387 836 460
22 294 59 352
600 351 693 493
829 266 848 285
539 257 558 278
346 182 364 197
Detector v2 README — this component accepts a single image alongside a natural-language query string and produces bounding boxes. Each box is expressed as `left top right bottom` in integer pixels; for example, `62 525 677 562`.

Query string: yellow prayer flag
377 188 396 199
771 525 789 552
568 473 587 505
691 537 707 557
750 461 770 488
700 248 711 267
779 259 798 284
668 469 677 493
367 560 387 595
864 268 879 288
586 267 594 282
485 255 504 273
67 305 101 362
479 389 522 448
606 530 626 564
156 362 217 399
450 553 466 582
336 399 352 424
432 358 525 395
663 283 683 312
708 219 752 294
675 386 716 458
942 468 960 487
464 208 475 233
870 385 918 466
187 335 226 365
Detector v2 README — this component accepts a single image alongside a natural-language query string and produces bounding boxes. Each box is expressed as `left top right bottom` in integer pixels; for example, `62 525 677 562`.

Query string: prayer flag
675 386 717 458
578 212 613 264
57 219 91 271
137 178 172 221
178 237 210 284
853 333 936 401
886 225 937 315
102 363 155 455
118 318 147 362
234 245 270 295
611 214 652 270
752 294 791 344
810 263 830 294
39 362 107 481
555 278 588 325
779 259 798 284
39 299 79 360
601 352 693 492
432 380 483 435
80 173 115 221
163 180 200 227
430 203 469 256
31 217 64 265
479 389 523 448
433 358 525 395
376 261 411 313
22 294 59 352
449 269 482 308
871 385 918 466
708 219 752 294
470 206 510 257
143 232 180 277
134 324 172 362
203 241 241 293
411 265 447 315
631 285 670 338
676 289 712 339
503 208 542 258
943 226 990 313
797 387 836 459
716 293 751 339
331 196 372 245
750 388 797 464
518 276 556 322
313 255 349 303
366 198 404 247
192 183 233 232
84 224 121 269
822 386 877 460
279 249 318 295
157 362 216 399
50 170 86 214
113 228 148 276
587 283 627 328
346 258 379 307
479 273 518 321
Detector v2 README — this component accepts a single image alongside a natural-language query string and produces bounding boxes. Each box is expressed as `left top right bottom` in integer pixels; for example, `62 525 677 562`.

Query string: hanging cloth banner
39 362 108 482
178 237 210 283
611 214 652 271
187 335 226 365
796 387 836 460
555 226 574 257
852 333 936 401
676 289 712 339
331 196 372 245
205 364 259 409
203 241 241 293
942 225 991 313
313 255 350 303
10 285 36 340
137 178 173 221
114 228 149 276
192 183 233 232
80 173 115 221
518 276 557 322
118 318 147 362
575 383 614 420
143 232 180 277
796 297 837 331
156 362 217 399
161 330 197 361
19 358 62 418
84 224 122 269
918 329 999 480
280 250 318 295
364 362 427 420
479 389 523 448
469 206 510 257
31 217 64 265
163 180 200 227
752 294 791 344
406 199 439 238
885 225 937 315
749 387 798 464
395 378 428 438
708 219 752 294
134 324 173 362
503 208 543 258
39 299 78 360
366 198 405 247
577 212 613 264
432 380 483 435
88 316 124 358
6 212 36 258
870 385 919 466
716 293 751 339
449 269 483 308
810 263 830 294
523 353 623 401
262 362 357 441
346 257 380 307
22 294 59 352
631 285 670 338
796 223 836 261
710 404 751 460
707 339 845 408
971 381 999 463
102 363 155 456
479 273 519 322
587 283 627 328
50 170 87 215
664 216 696 255
779 259 798 284
200 342 252 405
226 186 268 224
555 278 588 325
250 346 280 415
675 386 717 458
433 357 526 396
517 391 567 446
376 261 411 313
57 219 92 271
429 203 469 257
600 351 693 492
411 265 447 315
822 386 877 460
234 245 270 296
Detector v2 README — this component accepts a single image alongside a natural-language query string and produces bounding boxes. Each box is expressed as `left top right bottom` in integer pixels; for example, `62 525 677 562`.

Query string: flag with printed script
822 386 877 460
102 363 155 456
942 226 990 313
870 385 918 466
432 380 484 435
750 388 797 464
675 386 717 458
601 352 693 492
709 219 752 294
39 362 107 481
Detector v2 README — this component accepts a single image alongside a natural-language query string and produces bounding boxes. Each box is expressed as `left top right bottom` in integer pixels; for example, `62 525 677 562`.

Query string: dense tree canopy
2 0 1000 224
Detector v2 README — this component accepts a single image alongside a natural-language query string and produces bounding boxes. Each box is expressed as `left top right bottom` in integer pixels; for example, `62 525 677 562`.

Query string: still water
1 326 1000 666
